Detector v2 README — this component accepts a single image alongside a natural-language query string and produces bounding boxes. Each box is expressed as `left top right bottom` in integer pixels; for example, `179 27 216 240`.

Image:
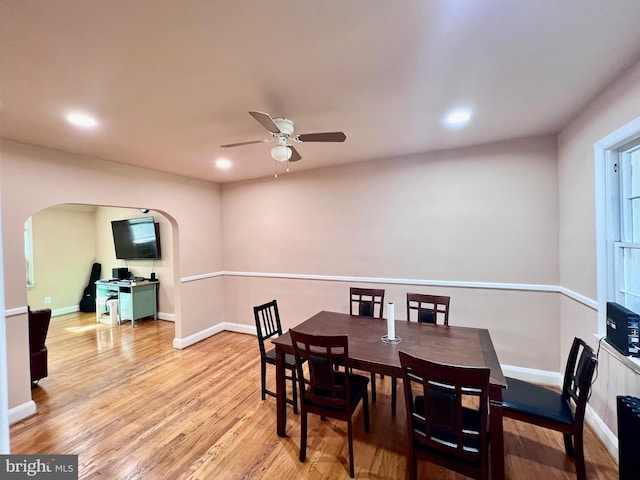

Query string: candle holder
381 335 402 345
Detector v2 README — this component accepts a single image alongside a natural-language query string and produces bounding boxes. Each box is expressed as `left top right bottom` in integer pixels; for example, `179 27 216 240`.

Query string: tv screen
111 217 161 260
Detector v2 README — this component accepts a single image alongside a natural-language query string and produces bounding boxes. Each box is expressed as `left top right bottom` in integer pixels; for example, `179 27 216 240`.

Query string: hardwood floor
11 312 617 479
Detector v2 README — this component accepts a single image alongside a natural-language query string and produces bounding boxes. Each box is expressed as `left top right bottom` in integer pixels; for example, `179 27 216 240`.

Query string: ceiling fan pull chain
274 160 278 178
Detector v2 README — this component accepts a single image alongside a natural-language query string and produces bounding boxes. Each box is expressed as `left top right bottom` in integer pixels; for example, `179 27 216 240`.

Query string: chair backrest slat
350 287 385 318
253 300 283 357
399 351 490 468
562 337 597 422
406 293 450 325
290 331 352 412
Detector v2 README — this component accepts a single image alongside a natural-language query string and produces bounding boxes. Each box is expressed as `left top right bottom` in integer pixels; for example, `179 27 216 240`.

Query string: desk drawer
119 292 133 320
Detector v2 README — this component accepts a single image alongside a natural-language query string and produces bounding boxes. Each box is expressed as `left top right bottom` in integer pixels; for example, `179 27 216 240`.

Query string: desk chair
253 300 299 414
290 330 370 478
349 287 385 403
502 337 597 480
399 351 491 480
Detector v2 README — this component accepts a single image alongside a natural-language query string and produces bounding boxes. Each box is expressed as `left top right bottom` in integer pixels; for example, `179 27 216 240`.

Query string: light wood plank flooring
10 312 617 479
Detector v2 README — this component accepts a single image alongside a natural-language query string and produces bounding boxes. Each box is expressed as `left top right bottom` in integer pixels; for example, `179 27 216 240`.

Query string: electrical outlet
44 296 51 304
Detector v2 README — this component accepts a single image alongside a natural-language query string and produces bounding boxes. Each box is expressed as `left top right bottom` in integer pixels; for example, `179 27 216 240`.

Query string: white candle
387 302 395 340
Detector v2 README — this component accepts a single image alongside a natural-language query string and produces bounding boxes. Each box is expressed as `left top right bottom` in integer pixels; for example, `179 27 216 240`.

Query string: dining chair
253 300 300 414
390 293 452 414
350 287 385 318
290 330 370 478
501 337 597 480
399 350 491 480
349 287 385 403
406 293 450 325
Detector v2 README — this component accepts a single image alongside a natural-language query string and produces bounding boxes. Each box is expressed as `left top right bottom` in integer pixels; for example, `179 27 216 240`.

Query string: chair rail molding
184 270 597 310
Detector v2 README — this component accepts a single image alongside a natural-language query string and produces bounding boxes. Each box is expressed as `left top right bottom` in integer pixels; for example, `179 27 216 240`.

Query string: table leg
489 386 505 480
275 345 287 437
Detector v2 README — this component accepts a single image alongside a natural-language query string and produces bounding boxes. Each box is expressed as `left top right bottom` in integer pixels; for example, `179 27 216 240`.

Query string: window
24 217 34 287
614 147 640 313
595 115 640 336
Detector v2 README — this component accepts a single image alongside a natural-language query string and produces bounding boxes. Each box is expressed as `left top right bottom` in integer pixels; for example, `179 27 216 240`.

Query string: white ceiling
2 1 640 183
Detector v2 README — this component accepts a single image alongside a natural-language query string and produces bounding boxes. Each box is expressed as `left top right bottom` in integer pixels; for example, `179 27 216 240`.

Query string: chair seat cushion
502 377 574 426
264 348 297 369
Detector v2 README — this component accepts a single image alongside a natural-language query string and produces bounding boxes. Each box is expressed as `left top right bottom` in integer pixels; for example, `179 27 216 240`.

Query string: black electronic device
618 396 640 480
606 302 640 357
112 267 130 280
111 217 161 260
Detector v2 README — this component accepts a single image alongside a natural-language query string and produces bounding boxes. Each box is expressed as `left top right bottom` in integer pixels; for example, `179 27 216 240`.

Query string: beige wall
27 205 97 311
558 57 640 436
222 135 560 370
1 140 223 411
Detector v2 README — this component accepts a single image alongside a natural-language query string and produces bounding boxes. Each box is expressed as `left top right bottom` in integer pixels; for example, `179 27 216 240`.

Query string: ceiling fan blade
289 145 302 162
249 111 281 134
297 131 346 142
220 139 268 148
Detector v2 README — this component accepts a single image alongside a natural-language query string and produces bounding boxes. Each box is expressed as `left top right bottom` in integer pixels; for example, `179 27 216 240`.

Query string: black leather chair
399 350 491 480
290 330 370 478
253 300 300 413
28 307 52 385
502 337 597 480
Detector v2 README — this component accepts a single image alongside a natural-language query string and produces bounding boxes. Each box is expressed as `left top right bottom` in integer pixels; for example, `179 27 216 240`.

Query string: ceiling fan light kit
271 144 292 162
220 111 346 166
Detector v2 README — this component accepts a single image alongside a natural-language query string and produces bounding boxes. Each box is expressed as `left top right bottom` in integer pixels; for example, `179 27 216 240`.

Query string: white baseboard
158 312 174 322
173 324 226 349
52 305 79 317
172 322 256 349
9 400 36 425
501 364 563 387
586 404 618 462
220 322 257 336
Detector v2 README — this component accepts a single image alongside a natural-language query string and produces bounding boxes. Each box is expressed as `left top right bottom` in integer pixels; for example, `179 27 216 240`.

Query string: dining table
272 310 507 480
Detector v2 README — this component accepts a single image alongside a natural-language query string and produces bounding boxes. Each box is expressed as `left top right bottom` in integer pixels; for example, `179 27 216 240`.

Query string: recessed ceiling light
215 158 232 170
66 112 99 128
444 109 472 126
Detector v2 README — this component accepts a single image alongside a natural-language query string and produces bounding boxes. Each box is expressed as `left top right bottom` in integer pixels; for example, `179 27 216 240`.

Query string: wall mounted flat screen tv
111 217 161 260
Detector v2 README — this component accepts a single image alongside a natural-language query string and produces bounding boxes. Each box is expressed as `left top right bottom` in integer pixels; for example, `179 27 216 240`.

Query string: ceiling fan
221 111 346 163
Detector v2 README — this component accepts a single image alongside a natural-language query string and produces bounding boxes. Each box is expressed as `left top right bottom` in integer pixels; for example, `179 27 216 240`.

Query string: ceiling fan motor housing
273 118 294 137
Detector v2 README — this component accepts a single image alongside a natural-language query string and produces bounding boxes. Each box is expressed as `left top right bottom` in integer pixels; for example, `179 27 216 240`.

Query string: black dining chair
399 350 491 480
253 300 300 413
290 330 370 478
349 287 385 403
501 337 597 480
406 293 450 325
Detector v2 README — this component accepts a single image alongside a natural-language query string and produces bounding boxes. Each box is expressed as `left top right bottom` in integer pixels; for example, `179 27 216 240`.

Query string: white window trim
595 115 640 336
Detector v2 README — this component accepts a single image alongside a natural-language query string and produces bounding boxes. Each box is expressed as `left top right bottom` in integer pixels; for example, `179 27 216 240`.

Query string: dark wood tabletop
272 310 506 388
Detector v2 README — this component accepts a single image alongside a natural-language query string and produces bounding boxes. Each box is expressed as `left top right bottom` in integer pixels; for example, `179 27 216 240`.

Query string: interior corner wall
558 56 640 437
221 135 560 372
27 206 97 311
0 140 223 412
